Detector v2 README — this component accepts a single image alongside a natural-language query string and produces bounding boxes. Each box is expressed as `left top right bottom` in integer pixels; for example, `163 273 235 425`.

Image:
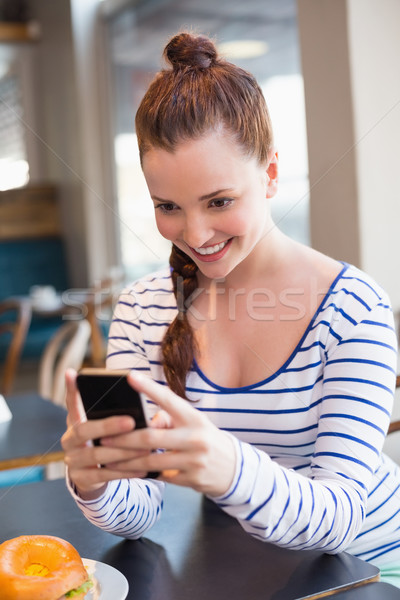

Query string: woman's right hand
61 369 144 500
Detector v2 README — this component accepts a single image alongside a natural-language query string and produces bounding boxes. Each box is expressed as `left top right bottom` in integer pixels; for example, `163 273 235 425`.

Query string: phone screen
76 369 159 478
76 370 148 428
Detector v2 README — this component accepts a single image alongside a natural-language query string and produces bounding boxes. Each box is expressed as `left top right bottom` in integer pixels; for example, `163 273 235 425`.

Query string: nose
182 215 214 249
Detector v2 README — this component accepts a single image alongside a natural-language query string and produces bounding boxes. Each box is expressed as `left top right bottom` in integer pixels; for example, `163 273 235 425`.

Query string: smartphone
76 368 159 478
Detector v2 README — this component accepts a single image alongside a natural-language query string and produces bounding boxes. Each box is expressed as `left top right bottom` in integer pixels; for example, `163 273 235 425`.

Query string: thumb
65 368 87 426
128 372 195 424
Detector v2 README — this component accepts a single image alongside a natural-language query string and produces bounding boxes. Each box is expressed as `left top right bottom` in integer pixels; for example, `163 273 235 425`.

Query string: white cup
29 285 58 309
0 394 12 423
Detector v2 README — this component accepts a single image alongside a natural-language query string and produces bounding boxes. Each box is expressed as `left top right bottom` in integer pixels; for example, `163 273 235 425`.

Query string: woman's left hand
100 372 236 497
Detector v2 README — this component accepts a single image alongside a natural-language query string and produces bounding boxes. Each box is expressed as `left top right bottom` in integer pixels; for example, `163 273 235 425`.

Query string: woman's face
142 131 278 281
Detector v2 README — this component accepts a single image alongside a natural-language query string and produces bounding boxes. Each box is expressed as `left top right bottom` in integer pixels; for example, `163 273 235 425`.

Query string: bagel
0 535 92 600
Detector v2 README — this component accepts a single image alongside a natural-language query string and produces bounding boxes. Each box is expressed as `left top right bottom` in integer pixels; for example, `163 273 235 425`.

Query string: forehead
142 132 259 192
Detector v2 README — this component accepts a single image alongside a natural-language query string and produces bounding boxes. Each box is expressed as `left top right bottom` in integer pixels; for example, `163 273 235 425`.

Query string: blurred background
1 0 400 393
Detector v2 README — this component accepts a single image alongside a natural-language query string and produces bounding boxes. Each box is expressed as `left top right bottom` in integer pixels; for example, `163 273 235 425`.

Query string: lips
194 240 229 255
189 238 232 262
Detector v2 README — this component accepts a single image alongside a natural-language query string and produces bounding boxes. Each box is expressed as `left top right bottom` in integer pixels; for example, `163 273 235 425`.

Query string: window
0 66 29 190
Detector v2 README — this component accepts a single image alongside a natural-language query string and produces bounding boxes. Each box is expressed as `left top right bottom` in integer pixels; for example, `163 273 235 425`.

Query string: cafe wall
298 0 400 312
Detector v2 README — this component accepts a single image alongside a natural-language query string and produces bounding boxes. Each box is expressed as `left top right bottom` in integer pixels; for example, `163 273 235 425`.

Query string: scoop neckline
192 262 350 393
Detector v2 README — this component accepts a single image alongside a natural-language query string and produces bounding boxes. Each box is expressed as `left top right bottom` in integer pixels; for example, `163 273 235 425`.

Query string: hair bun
164 32 218 69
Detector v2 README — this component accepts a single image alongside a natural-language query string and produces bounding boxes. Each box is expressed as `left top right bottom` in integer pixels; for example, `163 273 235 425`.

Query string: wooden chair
84 270 125 367
38 319 91 480
38 319 91 408
0 298 32 395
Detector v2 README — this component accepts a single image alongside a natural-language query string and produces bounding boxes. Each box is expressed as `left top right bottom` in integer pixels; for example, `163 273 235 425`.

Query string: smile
193 240 229 255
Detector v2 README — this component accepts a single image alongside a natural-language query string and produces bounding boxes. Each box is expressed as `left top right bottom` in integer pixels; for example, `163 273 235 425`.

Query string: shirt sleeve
209 294 397 554
66 472 165 540
107 288 153 374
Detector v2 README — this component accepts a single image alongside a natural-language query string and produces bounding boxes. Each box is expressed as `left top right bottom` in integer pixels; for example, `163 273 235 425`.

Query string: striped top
69 263 400 568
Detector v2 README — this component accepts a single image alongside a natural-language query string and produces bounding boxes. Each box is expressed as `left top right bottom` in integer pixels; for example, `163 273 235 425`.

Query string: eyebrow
151 188 234 203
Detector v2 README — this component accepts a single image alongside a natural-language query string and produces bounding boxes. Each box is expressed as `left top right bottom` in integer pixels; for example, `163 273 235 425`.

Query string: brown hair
135 32 274 398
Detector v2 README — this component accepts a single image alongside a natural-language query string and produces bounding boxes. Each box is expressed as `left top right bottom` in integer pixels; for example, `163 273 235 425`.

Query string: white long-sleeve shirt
68 263 400 568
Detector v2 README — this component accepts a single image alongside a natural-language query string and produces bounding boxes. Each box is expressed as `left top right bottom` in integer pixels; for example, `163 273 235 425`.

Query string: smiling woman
62 31 400 589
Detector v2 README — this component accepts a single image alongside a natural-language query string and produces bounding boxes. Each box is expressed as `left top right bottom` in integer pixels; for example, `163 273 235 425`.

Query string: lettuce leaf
65 578 93 598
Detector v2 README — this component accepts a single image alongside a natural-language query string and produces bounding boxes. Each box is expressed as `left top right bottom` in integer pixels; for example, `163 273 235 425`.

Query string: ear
266 150 278 199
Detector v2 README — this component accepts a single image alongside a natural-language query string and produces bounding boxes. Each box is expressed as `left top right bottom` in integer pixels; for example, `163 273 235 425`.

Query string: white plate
82 558 129 600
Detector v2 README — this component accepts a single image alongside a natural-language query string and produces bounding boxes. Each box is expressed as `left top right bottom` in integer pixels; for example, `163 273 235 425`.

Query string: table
0 394 66 470
0 478 379 600
332 582 400 598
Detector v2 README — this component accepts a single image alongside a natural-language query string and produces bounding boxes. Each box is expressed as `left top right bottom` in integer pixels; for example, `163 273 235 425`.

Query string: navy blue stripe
361 319 395 332
361 541 400 562
341 275 381 299
321 394 391 418
298 340 326 353
314 451 372 473
116 300 135 308
319 413 386 436
139 320 170 327
285 360 322 373
321 303 357 325
338 338 397 352
196 398 322 415
223 424 318 435
107 350 142 359
367 483 400 517
112 318 140 329
130 302 176 311
368 472 390 498
323 377 393 395
133 286 172 295
245 479 276 520
356 506 400 539
325 357 396 375
316 432 380 456
309 319 342 342
329 287 372 311
217 442 246 502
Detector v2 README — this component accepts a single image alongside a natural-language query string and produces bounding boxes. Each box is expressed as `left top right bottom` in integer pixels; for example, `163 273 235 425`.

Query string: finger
62 415 135 451
65 369 86 427
150 410 173 429
101 424 197 452
128 372 199 424
65 444 150 469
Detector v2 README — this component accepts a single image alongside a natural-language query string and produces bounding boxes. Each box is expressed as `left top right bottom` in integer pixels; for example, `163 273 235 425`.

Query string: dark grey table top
0 393 66 468
331 581 400 598
0 478 379 600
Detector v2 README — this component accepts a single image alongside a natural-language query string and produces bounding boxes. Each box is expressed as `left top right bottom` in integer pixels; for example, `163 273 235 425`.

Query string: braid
161 245 198 398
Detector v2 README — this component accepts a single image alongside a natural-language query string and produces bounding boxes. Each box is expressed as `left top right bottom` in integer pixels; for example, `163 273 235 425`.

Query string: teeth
194 240 228 255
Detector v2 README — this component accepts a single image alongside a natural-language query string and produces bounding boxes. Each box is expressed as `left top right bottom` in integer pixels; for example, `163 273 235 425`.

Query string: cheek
155 214 179 242
223 210 252 236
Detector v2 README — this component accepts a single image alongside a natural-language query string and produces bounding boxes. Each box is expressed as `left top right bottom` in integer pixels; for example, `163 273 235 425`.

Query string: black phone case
77 373 148 427
76 372 159 478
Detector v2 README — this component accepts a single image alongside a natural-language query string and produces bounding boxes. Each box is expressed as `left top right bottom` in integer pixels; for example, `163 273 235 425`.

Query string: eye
209 197 233 209
154 202 179 214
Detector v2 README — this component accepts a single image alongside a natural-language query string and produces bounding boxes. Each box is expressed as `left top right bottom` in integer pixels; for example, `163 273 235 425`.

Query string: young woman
62 32 400 585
